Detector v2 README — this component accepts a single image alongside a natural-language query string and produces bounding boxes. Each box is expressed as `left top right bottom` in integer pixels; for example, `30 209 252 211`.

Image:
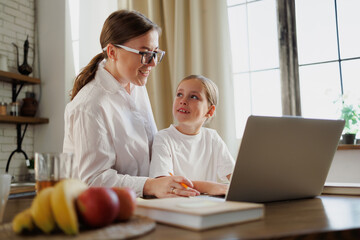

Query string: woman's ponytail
71 53 104 100
70 10 161 100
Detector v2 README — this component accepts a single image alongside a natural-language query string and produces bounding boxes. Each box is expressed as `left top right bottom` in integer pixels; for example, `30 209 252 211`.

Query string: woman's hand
143 176 200 198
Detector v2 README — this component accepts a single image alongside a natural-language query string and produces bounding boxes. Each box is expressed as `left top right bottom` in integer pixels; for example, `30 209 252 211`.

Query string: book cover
135 197 264 231
322 182 360 195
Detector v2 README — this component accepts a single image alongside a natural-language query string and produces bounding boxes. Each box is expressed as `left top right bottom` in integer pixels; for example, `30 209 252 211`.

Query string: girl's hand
144 176 200 198
192 181 229 195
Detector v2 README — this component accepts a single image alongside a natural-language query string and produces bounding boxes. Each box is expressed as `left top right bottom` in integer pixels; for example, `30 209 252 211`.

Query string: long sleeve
64 108 148 196
63 60 156 197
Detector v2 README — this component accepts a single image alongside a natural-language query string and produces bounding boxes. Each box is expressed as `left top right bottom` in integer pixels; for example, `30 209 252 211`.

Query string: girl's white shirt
63 59 157 197
149 124 235 182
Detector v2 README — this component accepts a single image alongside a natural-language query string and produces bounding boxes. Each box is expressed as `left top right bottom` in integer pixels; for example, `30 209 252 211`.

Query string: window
68 0 118 76
69 0 80 75
228 0 281 137
296 0 360 120
227 0 360 138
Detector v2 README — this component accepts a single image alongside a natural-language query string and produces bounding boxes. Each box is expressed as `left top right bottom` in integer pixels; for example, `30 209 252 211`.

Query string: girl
149 75 235 195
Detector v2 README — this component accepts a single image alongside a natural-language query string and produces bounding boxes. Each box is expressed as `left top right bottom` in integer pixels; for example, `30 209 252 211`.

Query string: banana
30 187 56 233
12 208 35 234
50 179 88 235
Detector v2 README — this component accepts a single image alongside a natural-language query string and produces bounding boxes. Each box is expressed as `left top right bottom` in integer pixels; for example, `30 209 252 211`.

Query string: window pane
233 73 252 137
72 41 80 75
69 0 79 40
227 0 246 6
299 63 342 119
228 5 249 73
341 60 360 104
247 0 279 70
295 0 338 64
337 0 360 59
251 69 282 116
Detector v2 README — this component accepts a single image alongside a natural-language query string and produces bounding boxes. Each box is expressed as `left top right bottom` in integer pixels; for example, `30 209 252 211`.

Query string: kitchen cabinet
0 70 49 173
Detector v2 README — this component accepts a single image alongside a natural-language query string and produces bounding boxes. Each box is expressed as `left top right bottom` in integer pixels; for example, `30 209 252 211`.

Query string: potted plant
339 101 360 144
26 157 35 182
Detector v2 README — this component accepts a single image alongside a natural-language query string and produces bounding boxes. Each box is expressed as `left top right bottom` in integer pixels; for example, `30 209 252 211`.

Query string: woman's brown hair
71 10 161 100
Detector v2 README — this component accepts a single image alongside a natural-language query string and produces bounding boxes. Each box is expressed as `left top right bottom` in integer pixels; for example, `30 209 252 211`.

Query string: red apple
111 187 137 221
76 187 120 228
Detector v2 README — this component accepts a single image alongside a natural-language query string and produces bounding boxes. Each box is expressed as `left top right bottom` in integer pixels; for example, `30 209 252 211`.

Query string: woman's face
106 30 159 88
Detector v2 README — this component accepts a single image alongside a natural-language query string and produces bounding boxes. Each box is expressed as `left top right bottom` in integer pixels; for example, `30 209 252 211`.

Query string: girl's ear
206 105 216 118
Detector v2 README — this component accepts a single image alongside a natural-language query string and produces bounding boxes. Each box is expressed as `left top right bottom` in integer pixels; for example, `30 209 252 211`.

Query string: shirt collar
96 59 134 94
170 124 203 139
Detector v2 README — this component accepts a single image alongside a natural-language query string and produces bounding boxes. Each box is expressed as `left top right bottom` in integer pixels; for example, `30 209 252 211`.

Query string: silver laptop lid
226 115 344 203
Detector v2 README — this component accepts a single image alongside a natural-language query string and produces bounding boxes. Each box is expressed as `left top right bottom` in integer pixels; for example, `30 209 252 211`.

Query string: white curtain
118 0 239 156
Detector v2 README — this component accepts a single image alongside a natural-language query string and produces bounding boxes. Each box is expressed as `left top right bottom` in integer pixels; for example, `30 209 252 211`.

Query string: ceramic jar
20 98 38 117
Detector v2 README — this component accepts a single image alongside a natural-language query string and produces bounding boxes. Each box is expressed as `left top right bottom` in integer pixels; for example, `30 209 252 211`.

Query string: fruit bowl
1 215 156 240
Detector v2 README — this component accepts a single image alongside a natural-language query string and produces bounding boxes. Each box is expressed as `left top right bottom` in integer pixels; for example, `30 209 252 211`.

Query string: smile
139 69 150 75
178 109 190 113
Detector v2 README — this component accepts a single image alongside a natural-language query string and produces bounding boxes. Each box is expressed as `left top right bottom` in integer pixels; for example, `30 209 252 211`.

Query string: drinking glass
34 152 73 193
0 173 11 224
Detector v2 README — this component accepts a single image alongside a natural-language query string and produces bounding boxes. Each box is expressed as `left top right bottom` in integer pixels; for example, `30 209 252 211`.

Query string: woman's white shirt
63 60 157 197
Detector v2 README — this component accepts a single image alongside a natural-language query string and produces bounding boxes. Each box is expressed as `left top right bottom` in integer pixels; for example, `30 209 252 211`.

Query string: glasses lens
144 52 155 64
157 52 164 63
141 51 165 64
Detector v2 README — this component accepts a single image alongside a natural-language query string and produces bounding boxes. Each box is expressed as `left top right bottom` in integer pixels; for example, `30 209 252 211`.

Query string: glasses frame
103 44 165 65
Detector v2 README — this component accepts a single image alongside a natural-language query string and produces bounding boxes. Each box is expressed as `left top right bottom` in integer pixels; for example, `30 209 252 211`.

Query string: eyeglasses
103 44 165 65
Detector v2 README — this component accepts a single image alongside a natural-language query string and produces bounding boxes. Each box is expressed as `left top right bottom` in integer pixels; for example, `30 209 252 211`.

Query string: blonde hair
179 75 219 107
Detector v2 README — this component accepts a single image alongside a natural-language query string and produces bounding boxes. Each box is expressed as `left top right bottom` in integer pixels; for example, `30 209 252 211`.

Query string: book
322 182 360 195
134 197 264 231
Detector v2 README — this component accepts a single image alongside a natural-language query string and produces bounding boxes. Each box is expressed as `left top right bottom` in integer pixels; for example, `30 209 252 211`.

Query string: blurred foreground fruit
51 179 88 235
76 187 120 228
111 187 137 221
12 208 34 234
31 187 56 233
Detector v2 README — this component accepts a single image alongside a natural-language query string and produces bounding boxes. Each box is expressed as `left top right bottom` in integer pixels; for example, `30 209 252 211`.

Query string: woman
63 10 199 198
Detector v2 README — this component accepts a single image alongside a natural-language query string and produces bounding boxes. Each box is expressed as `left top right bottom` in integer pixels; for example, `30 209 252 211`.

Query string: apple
76 187 120 228
111 187 137 221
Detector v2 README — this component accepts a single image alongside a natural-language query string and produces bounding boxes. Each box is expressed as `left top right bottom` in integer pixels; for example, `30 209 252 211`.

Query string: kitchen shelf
0 70 49 173
0 70 40 84
0 115 49 124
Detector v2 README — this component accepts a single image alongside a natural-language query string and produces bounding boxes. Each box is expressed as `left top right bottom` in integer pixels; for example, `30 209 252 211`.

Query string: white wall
326 150 360 183
35 0 74 153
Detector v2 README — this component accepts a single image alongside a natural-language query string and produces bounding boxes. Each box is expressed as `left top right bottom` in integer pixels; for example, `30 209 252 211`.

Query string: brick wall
0 0 36 181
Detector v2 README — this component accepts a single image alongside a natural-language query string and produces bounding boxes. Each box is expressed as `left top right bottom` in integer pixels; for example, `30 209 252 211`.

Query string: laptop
224 115 345 203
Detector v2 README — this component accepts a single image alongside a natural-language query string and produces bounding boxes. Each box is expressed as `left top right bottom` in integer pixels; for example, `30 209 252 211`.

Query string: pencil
168 172 190 189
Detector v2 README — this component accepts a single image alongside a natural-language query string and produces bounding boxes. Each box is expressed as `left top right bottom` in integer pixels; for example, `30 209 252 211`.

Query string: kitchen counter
9 183 36 199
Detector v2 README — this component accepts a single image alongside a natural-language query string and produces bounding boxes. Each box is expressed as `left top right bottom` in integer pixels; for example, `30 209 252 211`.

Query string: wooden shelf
0 70 49 173
0 70 48 125
338 144 360 150
0 115 48 124
0 70 40 84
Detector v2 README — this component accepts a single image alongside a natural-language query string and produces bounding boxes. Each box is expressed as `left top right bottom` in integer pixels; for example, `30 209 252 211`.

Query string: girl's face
173 79 214 134
105 30 159 90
